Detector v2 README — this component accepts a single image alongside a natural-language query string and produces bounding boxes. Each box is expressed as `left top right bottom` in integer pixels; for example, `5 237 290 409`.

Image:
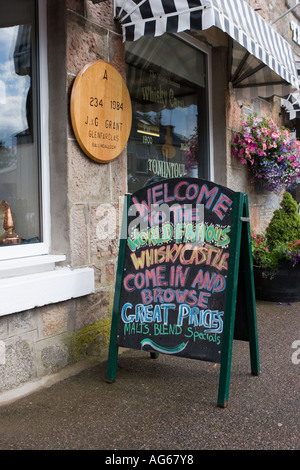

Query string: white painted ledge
0 264 95 317
0 254 67 279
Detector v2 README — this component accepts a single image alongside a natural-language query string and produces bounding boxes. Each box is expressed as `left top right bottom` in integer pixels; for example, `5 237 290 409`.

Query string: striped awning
114 0 299 98
13 25 32 76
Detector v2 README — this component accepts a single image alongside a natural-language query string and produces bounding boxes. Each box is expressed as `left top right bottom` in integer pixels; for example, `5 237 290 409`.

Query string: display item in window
0 200 22 245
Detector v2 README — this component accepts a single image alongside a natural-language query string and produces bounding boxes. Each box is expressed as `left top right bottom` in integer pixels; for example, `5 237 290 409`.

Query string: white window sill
0 254 67 279
0 255 95 317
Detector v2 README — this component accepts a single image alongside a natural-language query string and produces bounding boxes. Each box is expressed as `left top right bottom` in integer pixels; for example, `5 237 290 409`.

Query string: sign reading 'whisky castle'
116 178 233 363
106 178 260 407
70 60 132 163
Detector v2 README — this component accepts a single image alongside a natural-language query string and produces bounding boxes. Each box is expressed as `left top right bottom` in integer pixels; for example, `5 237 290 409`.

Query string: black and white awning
114 0 299 98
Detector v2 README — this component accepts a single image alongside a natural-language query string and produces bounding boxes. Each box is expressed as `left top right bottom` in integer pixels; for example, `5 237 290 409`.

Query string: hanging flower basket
232 115 300 193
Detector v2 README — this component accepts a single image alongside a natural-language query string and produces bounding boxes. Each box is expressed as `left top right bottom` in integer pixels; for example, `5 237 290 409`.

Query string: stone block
89 203 120 264
40 303 69 338
70 204 89 267
109 150 128 200
108 33 126 77
66 10 108 75
0 336 36 392
67 140 112 202
75 291 110 329
249 205 260 233
85 0 116 31
265 193 281 210
67 74 77 139
0 316 8 339
40 343 69 375
8 310 37 336
31 332 70 378
92 265 102 289
105 263 115 283
226 166 249 193
67 0 84 15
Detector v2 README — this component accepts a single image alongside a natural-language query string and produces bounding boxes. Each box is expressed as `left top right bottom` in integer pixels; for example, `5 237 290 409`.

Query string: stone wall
0 0 125 395
66 0 127 359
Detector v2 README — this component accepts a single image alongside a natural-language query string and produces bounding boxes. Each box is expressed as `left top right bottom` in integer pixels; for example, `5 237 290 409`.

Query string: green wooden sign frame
106 189 259 408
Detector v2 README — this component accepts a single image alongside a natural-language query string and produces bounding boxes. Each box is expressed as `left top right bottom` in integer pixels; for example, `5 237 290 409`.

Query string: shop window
0 0 94 316
0 0 49 260
126 35 210 193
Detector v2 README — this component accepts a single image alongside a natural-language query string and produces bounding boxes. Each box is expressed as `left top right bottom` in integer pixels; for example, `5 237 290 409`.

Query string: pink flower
232 114 300 193
257 148 266 157
271 132 280 140
249 143 258 151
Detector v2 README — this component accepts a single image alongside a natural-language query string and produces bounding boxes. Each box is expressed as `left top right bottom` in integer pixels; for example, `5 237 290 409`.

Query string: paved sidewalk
0 300 299 450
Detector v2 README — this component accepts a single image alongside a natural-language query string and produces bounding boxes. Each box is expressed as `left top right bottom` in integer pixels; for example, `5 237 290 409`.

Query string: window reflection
0 1 41 246
126 35 209 193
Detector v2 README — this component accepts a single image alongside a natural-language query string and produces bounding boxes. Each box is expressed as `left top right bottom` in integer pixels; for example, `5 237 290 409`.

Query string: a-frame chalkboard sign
106 178 259 407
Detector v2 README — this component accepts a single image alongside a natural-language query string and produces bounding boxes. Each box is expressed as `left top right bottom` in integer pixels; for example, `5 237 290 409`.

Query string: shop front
118 0 299 194
0 0 299 395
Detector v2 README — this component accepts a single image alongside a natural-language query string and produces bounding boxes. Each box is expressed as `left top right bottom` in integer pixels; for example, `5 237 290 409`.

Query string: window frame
125 32 214 192
0 0 95 316
0 0 50 261
175 32 214 182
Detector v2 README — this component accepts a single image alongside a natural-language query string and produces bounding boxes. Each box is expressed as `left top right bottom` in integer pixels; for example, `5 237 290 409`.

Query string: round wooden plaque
70 61 132 163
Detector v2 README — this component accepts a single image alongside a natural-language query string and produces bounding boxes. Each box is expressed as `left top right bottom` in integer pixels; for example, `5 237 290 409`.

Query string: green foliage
266 191 300 246
251 234 284 277
252 191 300 278
72 317 111 359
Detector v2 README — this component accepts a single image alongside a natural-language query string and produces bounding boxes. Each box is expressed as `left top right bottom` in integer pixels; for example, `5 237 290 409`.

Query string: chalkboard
106 177 259 407
116 178 235 364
